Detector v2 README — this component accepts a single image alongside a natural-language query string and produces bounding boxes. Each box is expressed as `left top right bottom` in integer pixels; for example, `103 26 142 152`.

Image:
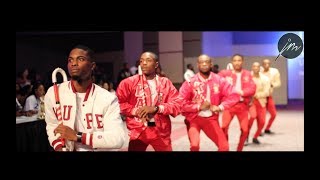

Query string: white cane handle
138 65 142 75
52 68 67 83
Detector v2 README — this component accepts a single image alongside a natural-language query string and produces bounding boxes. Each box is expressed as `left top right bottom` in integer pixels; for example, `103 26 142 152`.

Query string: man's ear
155 62 159 69
91 62 96 70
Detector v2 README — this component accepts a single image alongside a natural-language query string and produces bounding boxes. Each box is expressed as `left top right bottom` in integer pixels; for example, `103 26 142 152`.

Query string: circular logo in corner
276 33 303 60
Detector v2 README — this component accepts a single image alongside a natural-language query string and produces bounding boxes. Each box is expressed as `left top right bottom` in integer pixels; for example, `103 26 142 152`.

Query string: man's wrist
154 106 159 114
76 132 83 143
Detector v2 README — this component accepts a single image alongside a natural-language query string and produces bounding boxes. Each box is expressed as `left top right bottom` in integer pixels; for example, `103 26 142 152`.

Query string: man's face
67 48 94 81
197 55 212 74
252 62 260 74
140 52 158 76
262 59 270 70
231 55 243 71
102 83 109 90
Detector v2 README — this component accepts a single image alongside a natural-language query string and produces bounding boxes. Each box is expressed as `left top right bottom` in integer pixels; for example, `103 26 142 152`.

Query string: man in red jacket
179 54 240 151
117 52 181 151
218 54 256 151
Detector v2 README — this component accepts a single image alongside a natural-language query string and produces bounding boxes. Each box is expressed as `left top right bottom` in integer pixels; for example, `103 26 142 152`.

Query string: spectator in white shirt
24 82 45 115
130 60 140 75
184 64 195 82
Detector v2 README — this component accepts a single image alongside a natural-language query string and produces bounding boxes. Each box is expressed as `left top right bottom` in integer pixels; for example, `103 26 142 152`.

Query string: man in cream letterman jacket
45 45 126 151
261 59 281 134
248 62 271 144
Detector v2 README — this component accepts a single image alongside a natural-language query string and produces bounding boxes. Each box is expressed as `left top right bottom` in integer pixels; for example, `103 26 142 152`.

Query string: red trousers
248 99 267 138
222 102 249 151
248 102 257 120
128 127 172 151
185 116 229 151
265 96 277 131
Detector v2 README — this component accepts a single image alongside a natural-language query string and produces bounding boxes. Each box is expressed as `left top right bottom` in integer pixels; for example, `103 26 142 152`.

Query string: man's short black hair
72 44 95 61
144 51 158 62
232 54 244 60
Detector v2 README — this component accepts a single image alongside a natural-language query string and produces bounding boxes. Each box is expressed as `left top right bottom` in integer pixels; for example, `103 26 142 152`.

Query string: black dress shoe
253 138 260 144
265 130 274 134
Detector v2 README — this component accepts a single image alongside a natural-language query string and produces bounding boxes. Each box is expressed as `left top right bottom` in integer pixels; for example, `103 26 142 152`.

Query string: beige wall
159 32 184 83
183 31 201 58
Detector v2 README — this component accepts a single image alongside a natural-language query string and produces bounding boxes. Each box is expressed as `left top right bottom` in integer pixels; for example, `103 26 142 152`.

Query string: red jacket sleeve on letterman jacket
116 77 137 117
179 81 200 113
241 70 256 97
52 139 63 151
218 76 240 110
157 78 182 117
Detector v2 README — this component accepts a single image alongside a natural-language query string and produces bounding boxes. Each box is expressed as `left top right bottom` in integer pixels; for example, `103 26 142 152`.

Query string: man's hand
24 110 37 117
16 110 24 117
200 100 211 111
140 117 148 124
136 106 157 119
54 124 77 141
237 89 244 96
210 105 221 114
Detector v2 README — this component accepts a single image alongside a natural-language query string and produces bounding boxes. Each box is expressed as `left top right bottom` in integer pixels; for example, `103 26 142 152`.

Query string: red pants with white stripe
221 102 249 151
185 116 229 151
265 96 277 131
128 127 172 151
248 99 267 138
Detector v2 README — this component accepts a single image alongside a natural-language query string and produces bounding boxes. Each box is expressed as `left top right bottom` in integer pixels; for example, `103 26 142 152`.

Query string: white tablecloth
16 115 44 124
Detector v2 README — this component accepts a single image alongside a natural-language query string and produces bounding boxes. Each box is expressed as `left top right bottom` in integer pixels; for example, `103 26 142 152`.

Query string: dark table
16 117 53 152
